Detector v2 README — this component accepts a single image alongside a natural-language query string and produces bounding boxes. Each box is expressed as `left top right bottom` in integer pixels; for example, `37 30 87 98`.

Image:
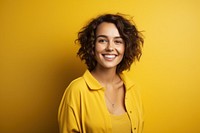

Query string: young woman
58 13 144 133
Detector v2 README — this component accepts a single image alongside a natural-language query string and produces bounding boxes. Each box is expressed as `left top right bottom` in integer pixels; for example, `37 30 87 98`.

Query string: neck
91 67 118 85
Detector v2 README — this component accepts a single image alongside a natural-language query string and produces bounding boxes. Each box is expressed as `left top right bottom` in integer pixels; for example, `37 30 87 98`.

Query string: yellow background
1 0 200 133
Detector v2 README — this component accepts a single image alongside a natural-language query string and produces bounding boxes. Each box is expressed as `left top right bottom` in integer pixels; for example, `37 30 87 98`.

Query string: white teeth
104 55 116 58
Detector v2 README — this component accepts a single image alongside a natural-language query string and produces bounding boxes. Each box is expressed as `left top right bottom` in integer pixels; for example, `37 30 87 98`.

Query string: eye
97 38 108 44
114 39 124 44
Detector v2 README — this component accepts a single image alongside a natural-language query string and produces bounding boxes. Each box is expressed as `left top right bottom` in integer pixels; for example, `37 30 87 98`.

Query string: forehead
95 22 120 37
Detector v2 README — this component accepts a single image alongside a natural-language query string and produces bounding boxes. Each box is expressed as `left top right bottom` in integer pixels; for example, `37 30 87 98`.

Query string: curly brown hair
76 13 144 73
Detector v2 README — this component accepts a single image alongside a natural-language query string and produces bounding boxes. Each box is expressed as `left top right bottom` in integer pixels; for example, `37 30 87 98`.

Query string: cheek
95 44 104 53
117 45 125 55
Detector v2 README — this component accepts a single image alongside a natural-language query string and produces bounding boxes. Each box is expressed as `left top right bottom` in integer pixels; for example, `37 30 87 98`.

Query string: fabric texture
58 70 144 133
110 113 131 133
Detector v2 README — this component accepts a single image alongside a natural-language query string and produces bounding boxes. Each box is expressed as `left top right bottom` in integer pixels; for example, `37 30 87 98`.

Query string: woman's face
94 22 125 71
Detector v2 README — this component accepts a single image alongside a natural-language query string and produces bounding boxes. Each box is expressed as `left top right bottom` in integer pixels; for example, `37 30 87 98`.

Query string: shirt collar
119 72 135 90
83 70 135 91
83 70 103 90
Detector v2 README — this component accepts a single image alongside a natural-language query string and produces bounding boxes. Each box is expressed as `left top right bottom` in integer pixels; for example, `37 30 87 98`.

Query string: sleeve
58 78 85 133
58 101 80 133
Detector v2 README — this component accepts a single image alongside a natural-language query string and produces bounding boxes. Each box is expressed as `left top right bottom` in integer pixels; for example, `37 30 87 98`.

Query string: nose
105 40 114 51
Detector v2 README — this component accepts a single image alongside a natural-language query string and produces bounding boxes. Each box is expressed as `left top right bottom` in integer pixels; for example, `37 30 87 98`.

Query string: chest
79 90 139 133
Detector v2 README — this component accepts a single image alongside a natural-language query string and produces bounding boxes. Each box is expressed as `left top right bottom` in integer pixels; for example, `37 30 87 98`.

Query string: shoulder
68 77 86 89
60 76 88 106
121 72 142 103
120 72 135 90
58 77 87 123
65 76 88 95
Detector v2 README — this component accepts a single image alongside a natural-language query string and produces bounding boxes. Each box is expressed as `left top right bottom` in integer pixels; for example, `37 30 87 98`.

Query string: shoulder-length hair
76 13 144 73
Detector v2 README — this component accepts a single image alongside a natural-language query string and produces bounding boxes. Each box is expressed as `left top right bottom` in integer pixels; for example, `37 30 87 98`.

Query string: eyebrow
96 35 122 39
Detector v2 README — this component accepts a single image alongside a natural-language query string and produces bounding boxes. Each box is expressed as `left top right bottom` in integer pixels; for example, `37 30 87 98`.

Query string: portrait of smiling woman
58 13 144 133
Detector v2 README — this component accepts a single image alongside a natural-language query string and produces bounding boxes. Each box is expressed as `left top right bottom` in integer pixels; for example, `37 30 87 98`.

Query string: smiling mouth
102 54 117 60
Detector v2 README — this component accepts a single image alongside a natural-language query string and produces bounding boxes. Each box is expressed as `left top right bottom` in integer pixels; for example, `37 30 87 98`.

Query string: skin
91 22 127 115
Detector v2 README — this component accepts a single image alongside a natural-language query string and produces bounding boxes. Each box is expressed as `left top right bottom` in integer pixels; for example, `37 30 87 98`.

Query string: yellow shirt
58 70 144 133
110 113 131 133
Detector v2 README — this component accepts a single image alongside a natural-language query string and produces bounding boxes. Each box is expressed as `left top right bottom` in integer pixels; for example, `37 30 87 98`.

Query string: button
134 127 136 130
130 111 132 113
